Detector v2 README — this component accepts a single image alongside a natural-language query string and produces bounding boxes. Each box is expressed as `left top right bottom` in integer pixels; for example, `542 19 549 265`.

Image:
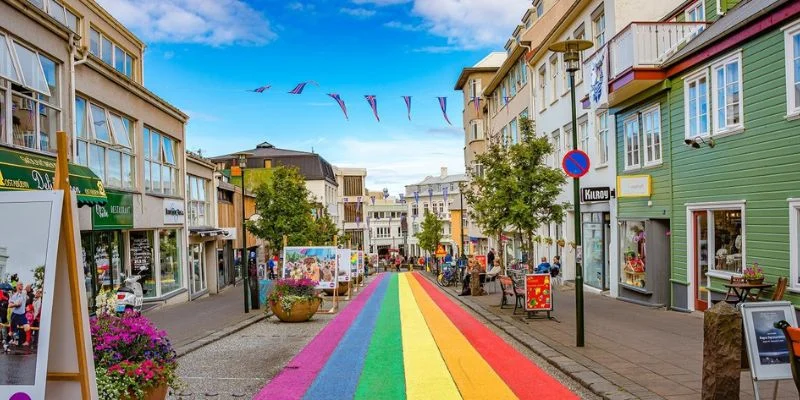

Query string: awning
0 146 107 206
189 227 227 237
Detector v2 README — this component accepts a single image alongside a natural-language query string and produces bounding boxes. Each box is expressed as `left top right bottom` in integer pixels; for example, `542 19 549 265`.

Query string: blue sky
96 0 531 194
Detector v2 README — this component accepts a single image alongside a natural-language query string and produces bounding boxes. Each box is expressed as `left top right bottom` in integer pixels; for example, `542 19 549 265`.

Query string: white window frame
596 111 609 166
578 118 589 152
538 65 547 111
144 127 179 196
551 129 562 168
470 120 480 141
592 7 606 48
187 175 210 227
790 199 800 291
574 25 586 84
469 79 477 99
89 27 134 78
75 97 135 189
549 56 558 104
710 52 744 135
784 21 800 119
685 201 747 282
534 0 544 17
642 104 662 166
684 70 710 139
623 114 640 170
685 0 705 22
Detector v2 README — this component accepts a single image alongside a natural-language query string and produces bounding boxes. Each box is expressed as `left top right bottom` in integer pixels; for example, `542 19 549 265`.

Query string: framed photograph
337 249 351 283
282 247 338 289
741 301 798 382
0 191 63 399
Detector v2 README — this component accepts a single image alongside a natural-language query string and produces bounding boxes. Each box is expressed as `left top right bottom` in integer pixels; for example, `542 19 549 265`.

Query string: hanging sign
617 175 652 198
581 187 611 203
525 274 553 311
562 149 590 178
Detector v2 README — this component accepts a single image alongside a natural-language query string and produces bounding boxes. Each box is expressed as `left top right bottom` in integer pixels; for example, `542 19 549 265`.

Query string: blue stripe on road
302 277 391 400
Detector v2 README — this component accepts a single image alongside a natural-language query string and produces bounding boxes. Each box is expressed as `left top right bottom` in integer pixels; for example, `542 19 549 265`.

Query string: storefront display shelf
620 283 653 295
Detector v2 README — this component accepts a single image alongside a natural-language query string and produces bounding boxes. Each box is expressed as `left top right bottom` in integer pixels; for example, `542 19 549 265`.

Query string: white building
335 167 368 250
364 191 408 256
404 167 466 258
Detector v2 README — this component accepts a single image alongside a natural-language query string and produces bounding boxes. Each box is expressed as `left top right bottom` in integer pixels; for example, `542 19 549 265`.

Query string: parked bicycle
436 263 460 287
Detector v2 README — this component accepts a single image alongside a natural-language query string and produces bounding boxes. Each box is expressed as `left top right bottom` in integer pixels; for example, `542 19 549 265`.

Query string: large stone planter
270 297 322 322
323 284 349 296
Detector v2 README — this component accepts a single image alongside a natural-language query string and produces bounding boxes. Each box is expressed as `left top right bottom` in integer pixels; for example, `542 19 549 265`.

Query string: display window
159 229 182 295
129 230 155 298
80 231 123 310
128 229 185 298
583 213 606 290
620 220 647 288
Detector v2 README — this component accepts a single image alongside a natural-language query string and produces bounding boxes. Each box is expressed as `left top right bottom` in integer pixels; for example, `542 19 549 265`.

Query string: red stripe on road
412 273 578 400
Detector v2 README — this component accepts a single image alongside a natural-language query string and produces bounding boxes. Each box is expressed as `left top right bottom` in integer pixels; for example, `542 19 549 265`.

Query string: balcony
607 22 707 105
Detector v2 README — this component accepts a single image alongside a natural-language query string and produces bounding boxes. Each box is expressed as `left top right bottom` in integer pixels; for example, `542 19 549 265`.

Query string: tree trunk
497 232 505 275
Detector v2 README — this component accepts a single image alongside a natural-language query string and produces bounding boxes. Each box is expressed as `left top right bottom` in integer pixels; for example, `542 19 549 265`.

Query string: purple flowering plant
267 278 320 313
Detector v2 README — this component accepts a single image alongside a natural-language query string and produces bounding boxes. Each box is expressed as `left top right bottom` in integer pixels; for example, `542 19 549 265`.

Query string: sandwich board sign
741 301 798 399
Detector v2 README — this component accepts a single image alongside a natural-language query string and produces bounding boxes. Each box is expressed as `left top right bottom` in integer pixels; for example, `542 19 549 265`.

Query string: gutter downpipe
69 33 89 160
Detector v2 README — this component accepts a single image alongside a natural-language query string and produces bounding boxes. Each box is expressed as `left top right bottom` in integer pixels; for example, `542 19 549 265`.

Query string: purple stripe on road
253 274 387 400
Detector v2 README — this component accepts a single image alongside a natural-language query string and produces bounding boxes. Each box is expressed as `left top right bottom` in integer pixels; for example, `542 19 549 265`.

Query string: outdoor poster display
525 274 553 311
741 301 798 383
282 247 338 289
336 249 351 283
475 255 487 270
0 191 63 399
358 251 364 277
349 251 362 279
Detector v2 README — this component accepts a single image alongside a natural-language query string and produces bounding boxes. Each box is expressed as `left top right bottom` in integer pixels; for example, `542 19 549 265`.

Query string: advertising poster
525 274 553 311
752 310 790 365
357 251 364 277
336 249 351 283
282 247 338 289
475 255 487 270
0 191 63 399
349 251 361 279
741 301 797 382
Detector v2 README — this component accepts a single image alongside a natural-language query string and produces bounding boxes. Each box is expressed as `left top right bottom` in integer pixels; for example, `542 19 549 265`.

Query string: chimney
440 167 448 178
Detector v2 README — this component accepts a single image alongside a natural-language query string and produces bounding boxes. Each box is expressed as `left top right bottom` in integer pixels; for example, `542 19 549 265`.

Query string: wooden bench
499 276 525 314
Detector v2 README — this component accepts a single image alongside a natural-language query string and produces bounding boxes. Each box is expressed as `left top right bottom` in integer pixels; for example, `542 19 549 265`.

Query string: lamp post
548 39 593 348
236 152 253 313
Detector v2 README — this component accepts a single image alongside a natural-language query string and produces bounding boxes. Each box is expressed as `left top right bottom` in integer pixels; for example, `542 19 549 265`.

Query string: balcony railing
608 22 707 79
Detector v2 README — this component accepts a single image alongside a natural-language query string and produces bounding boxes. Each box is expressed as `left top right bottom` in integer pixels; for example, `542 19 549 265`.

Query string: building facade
364 191 408 256
336 167 368 250
185 151 220 298
404 167 466 257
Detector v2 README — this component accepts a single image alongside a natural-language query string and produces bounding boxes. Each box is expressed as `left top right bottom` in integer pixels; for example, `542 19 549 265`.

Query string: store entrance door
693 211 709 311
189 243 207 296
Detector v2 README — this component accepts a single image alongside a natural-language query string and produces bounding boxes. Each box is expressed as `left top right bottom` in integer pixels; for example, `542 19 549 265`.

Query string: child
23 304 34 346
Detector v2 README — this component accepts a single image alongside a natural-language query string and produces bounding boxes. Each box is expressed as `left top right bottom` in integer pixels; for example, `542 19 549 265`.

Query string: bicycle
436 264 460 287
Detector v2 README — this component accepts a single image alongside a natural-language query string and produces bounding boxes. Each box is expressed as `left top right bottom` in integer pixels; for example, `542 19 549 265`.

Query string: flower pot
747 278 764 285
323 284 349 296
270 297 322 322
144 384 168 400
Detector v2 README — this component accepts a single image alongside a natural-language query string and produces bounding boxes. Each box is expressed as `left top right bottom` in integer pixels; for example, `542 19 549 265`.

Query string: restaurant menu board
741 301 798 382
130 235 152 273
525 274 553 311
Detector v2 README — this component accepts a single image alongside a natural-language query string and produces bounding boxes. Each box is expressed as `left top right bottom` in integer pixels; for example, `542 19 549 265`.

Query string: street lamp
548 39 593 348
236 152 254 313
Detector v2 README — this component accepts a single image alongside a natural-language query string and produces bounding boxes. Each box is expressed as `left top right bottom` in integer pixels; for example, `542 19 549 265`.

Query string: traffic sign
435 244 447 258
562 149 590 178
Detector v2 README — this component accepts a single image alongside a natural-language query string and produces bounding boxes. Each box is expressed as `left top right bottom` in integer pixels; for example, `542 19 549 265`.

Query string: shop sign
525 274 553 311
92 192 133 230
617 175 652 198
220 227 237 240
581 187 611 202
163 199 185 224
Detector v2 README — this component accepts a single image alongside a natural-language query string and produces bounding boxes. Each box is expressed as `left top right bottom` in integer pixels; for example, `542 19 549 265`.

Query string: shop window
685 72 709 138
144 127 179 196
596 111 609 165
709 209 744 274
785 23 800 117
81 231 123 312
129 231 156 298
88 27 135 78
75 97 134 189
159 229 182 295
187 175 210 227
620 220 647 288
711 54 743 134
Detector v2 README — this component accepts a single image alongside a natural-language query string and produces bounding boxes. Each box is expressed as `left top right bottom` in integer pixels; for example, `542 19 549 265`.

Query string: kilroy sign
581 187 611 203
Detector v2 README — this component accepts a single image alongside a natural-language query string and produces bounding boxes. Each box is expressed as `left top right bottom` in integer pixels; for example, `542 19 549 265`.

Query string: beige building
185 152 220 298
336 167 368 250
1 0 190 307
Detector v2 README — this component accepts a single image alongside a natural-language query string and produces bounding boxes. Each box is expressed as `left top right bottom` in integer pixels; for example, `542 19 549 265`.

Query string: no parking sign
562 149 590 178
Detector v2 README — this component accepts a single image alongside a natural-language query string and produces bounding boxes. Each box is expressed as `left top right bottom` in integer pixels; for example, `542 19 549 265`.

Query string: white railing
609 22 707 79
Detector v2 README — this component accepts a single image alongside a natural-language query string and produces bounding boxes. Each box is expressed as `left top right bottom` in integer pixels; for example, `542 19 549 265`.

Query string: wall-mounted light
684 136 715 149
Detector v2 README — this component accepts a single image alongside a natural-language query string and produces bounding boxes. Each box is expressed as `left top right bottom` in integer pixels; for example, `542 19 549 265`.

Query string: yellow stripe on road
399 273 462 400
407 275 518 400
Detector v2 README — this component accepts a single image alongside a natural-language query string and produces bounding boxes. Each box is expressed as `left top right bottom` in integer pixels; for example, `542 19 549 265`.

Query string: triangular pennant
364 95 380 122
437 96 452 125
402 96 412 121
327 93 349 121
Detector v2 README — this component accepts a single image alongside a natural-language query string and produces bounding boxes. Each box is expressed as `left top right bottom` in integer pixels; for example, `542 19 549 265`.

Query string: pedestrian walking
487 248 495 269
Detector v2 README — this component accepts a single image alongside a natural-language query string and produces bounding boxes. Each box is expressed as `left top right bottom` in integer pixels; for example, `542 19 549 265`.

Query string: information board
525 274 553 311
741 301 797 382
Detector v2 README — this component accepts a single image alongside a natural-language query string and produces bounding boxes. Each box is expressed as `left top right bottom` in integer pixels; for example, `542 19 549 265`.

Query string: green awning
0 146 107 206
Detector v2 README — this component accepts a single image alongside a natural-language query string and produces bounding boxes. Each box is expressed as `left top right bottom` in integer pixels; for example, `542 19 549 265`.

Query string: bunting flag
436 96 452 125
402 96 412 121
327 93 349 121
364 95 380 122
288 81 318 95
248 85 271 93
504 96 511 114
473 96 481 114
413 191 419 204
442 187 449 204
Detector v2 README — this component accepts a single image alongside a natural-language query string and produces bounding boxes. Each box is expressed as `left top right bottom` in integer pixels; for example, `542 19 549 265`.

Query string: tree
248 166 316 251
307 209 339 246
415 211 443 265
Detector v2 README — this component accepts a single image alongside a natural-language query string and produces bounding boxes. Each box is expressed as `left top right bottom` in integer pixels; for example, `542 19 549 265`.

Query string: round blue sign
562 150 591 178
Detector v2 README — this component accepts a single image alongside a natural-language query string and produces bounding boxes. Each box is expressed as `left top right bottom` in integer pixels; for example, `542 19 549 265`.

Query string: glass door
694 212 709 311
189 243 206 294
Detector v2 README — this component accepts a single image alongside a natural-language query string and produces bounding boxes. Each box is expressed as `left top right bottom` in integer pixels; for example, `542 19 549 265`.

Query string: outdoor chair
771 277 788 301
484 266 502 294
499 275 525 314
775 320 800 393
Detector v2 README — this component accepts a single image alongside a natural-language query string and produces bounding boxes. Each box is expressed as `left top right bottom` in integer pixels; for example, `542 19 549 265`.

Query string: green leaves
415 211 444 254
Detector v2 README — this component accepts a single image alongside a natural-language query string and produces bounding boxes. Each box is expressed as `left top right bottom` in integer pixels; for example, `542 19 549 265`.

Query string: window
144 127 179 195
592 7 606 47
520 108 529 120
693 208 744 275
538 65 546 109
534 0 544 17
685 1 705 22
551 129 561 168
423 203 429 214
501 126 510 147
596 111 609 165
509 73 517 97
473 162 484 178
642 106 662 165
510 118 518 144
786 24 800 116
520 59 528 85
27 0 79 32
88 27 134 78
187 175 210 227
711 54 743 134
549 57 558 103
578 119 589 152
790 199 800 290
574 25 586 83
189 243 207 294
470 120 481 141
412 204 418 217
685 72 709 138
75 97 134 189
620 220 647 288
159 229 182 295
623 115 641 169
500 83 507 107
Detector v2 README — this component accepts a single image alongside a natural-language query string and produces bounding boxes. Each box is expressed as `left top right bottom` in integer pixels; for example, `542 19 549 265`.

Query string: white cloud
383 20 426 32
410 0 531 49
340 7 377 18
412 45 462 54
95 0 276 46
287 2 315 12
352 0 411 5
163 51 175 60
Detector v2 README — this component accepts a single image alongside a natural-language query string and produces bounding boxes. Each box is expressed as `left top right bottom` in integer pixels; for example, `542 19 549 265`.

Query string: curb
420 273 643 400
175 313 267 357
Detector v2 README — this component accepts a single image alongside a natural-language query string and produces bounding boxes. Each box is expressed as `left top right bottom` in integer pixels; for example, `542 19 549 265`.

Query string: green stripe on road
355 274 406 400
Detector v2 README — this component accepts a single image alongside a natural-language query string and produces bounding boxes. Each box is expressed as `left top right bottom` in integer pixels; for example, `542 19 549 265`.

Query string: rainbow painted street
255 273 578 400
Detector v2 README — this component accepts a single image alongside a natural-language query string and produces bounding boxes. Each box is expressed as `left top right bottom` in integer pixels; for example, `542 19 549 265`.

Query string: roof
407 173 468 187
454 52 507 89
209 142 337 185
663 0 788 67
482 45 528 95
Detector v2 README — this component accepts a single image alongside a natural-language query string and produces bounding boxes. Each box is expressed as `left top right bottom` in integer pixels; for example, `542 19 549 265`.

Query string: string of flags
247 82 452 124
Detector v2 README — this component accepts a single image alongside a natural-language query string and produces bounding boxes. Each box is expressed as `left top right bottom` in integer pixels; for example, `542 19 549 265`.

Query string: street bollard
702 301 741 400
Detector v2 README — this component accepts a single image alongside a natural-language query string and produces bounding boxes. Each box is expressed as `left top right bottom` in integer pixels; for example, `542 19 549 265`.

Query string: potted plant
544 237 554 246
268 278 322 322
91 311 179 400
743 263 765 285
533 236 542 244
556 238 566 248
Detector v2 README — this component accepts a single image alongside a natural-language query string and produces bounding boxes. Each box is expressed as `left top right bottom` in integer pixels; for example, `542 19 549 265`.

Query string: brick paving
429 274 799 399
